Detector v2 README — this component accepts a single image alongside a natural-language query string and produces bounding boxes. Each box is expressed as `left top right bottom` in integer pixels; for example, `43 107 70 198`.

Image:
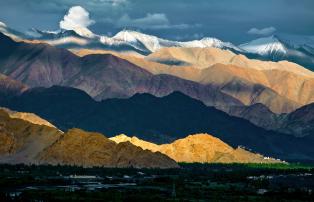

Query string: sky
0 0 313 44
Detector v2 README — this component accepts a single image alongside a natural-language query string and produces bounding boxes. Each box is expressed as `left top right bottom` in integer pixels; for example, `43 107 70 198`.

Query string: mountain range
23 22 314 70
2 21 314 70
2 31 314 137
0 32 243 109
1 20 314 165
0 107 282 166
2 31 314 117
0 108 178 168
1 85 313 162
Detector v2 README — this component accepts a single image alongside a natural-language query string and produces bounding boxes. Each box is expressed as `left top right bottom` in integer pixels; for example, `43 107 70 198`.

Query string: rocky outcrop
0 109 178 168
110 134 281 163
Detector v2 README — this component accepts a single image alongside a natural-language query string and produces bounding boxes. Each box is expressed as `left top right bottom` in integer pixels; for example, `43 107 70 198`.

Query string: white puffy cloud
115 13 199 30
247 26 276 35
60 6 95 30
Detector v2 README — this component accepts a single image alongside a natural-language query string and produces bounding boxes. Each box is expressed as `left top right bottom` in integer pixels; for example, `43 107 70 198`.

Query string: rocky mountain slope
228 102 314 138
0 73 27 101
2 86 313 161
110 134 281 163
0 109 178 168
38 128 178 168
145 47 314 113
2 32 311 115
73 47 314 114
275 103 314 137
0 32 242 110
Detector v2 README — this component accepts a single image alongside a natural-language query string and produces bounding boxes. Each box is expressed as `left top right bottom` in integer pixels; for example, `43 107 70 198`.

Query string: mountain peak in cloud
0 21 6 27
59 6 95 38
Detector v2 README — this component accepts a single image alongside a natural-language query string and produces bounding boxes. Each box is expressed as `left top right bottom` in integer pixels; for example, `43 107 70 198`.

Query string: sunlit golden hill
0 109 178 168
110 134 281 164
1 107 56 128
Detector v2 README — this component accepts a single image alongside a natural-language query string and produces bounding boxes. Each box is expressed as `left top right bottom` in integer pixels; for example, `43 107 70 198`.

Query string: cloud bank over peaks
105 0 128 7
248 26 276 36
114 13 201 30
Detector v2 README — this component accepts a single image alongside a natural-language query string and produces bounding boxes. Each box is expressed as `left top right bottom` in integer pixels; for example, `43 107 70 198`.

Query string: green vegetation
179 162 314 170
0 163 313 201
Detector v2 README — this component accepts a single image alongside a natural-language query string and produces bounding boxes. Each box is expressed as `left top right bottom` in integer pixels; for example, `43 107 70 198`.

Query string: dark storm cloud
0 0 313 44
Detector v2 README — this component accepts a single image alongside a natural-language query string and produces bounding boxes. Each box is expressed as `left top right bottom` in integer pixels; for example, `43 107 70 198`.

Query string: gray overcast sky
0 0 313 44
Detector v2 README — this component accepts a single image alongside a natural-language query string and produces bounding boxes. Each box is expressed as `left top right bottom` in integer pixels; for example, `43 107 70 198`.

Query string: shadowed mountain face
2 86 313 162
0 109 178 168
229 102 314 138
0 73 27 102
275 103 314 137
227 104 285 132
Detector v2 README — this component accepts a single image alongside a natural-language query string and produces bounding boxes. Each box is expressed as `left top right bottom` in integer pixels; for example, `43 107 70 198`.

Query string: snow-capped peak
30 26 96 40
0 21 7 27
113 30 153 42
239 35 287 56
0 21 7 33
0 21 23 39
112 30 163 52
199 37 242 51
100 29 241 53
71 27 95 38
275 34 314 50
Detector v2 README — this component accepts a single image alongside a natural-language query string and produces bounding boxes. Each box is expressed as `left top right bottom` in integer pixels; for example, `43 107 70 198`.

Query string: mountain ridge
0 109 178 168
2 20 314 69
110 134 282 163
2 86 313 161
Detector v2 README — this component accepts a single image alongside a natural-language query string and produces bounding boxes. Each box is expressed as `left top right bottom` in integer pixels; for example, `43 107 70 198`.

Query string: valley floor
0 163 313 201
